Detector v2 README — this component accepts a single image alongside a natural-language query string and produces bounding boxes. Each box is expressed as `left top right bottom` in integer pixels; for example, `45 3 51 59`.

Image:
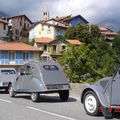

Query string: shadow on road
0 90 8 94
15 94 77 103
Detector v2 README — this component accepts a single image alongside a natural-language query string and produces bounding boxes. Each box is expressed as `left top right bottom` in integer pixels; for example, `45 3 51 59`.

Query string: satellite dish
8 19 13 26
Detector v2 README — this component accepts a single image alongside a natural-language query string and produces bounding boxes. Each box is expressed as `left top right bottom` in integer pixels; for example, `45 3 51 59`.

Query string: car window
43 65 59 71
1 70 16 74
26 66 32 75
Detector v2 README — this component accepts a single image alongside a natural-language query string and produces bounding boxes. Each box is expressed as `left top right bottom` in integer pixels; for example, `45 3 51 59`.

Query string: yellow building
29 21 68 42
34 38 81 60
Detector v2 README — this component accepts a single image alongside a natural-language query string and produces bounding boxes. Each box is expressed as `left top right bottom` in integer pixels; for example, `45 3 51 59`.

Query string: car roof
0 68 16 70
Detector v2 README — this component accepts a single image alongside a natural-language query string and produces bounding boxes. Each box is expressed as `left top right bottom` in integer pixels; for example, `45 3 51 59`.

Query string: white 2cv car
9 60 70 102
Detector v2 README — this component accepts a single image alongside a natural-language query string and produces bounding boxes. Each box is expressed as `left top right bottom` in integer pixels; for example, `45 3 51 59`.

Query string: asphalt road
0 90 120 120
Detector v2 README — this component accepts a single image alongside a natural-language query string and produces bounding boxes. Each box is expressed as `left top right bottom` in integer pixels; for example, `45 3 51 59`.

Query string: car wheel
59 90 69 101
31 93 39 102
9 84 15 97
83 91 100 116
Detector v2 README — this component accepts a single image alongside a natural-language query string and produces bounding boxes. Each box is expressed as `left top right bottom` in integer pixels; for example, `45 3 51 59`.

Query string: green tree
112 34 120 62
65 24 101 44
59 41 116 83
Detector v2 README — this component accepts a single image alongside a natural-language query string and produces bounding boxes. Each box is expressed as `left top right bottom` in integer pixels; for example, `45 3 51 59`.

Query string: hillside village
0 6 118 72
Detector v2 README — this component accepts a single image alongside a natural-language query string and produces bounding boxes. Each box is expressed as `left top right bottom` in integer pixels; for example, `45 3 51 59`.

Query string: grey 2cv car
9 60 70 102
0 68 17 92
81 66 120 118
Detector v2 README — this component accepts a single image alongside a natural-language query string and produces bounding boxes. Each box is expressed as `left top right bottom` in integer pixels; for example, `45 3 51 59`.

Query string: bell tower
42 4 49 21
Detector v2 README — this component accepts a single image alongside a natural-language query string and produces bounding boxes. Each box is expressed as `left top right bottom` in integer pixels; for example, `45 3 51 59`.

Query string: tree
59 41 117 83
112 35 120 63
65 24 101 44
55 35 66 41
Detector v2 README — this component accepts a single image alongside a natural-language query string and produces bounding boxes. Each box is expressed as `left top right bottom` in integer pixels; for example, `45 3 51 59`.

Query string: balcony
0 59 33 65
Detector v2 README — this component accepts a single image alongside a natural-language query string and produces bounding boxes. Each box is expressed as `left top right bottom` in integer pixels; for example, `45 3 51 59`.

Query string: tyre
9 84 15 97
83 91 100 116
59 90 69 101
31 93 39 102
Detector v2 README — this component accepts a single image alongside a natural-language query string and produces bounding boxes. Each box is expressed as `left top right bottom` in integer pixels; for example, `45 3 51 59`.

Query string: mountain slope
0 11 9 18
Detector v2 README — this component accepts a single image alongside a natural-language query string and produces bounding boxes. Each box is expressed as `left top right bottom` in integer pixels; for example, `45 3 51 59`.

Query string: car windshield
1 70 16 74
43 65 59 71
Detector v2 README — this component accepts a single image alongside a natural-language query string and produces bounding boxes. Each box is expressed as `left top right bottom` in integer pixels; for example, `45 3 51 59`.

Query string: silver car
9 61 70 102
81 66 120 118
0 68 17 92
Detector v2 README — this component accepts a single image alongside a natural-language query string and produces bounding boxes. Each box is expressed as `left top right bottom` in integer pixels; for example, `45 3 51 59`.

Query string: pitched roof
9 15 32 24
55 15 72 21
0 42 41 51
67 40 81 45
55 15 88 24
29 21 68 31
63 15 89 23
0 19 7 24
35 38 53 44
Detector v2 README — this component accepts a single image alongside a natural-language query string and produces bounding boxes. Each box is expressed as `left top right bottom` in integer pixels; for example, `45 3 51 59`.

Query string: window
9 52 15 61
62 46 66 51
26 66 32 75
43 65 59 71
53 45 56 52
20 21 22 26
3 24 6 30
24 23 26 29
1 70 16 74
23 52 29 61
27 24 29 28
41 25 44 31
44 45 47 51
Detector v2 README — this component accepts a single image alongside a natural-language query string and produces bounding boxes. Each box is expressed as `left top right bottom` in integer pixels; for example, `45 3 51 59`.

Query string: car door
21 65 32 92
111 68 120 105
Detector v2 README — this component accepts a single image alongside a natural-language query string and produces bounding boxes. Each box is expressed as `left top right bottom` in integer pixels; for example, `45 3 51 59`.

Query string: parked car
9 60 70 102
0 68 17 92
81 66 120 118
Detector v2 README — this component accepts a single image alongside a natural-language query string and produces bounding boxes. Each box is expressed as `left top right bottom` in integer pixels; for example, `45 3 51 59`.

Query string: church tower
42 4 49 21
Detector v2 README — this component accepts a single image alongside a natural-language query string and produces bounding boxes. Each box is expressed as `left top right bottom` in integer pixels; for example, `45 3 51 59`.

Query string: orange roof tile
55 15 72 21
35 37 53 44
0 42 41 51
67 40 81 45
0 19 7 24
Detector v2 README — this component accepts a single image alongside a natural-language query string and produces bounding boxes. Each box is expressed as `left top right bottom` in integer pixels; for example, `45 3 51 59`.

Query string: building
34 38 81 60
55 15 89 27
3 15 33 41
99 27 118 41
29 22 68 42
0 42 42 71
42 4 49 21
0 19 8 38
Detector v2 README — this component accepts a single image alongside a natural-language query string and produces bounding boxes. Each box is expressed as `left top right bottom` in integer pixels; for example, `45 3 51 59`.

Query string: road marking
27 106 77 120
0 99 12 103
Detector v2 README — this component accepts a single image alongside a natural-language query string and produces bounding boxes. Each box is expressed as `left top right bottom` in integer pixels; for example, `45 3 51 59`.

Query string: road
0 90 120 120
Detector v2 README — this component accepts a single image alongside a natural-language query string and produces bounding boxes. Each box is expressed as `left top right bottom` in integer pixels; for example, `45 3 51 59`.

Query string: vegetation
59 24 118 83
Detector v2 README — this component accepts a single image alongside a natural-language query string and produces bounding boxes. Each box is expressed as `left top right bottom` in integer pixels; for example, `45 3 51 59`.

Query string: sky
0 0 120 31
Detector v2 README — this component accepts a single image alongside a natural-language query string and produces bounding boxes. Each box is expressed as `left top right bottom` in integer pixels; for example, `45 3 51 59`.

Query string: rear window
43 65 59 71
1 70 16 74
